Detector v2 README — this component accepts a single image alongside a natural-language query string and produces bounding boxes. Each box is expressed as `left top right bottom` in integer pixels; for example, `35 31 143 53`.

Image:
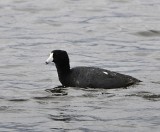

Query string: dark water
0 0 160 131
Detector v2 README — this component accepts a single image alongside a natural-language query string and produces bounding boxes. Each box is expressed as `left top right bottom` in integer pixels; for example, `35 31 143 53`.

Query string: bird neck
55 62 70 76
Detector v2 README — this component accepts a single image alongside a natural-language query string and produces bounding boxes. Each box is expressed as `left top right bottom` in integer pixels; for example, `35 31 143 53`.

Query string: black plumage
46 50 141 89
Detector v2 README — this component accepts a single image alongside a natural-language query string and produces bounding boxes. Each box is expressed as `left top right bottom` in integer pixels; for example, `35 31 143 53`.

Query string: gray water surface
0 0 160 132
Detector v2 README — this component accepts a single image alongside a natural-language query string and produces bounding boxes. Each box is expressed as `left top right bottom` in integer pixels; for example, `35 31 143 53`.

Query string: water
0 0 160 131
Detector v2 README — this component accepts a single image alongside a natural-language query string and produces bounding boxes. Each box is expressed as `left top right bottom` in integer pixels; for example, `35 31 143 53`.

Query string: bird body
46 50 141 89
59 67 140 88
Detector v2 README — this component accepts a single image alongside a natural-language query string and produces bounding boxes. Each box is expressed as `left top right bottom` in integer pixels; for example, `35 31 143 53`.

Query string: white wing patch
103 71 108 75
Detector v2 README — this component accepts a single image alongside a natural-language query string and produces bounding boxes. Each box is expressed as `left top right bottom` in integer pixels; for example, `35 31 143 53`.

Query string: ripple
0 105 26 113
0 64 22 69
152 81 160 84
126 91 160 101
0 106 10 111
33 96 57 100
7 99 29 102
143 94 160 101
48 114 71 122
48 113 107 122
45 87 68 96
135 30 160 37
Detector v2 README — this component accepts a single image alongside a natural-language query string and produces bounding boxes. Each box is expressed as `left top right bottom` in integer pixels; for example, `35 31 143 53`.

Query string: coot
46 50 141 89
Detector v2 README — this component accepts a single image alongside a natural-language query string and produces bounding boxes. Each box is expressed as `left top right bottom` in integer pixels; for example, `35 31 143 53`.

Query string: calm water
0 0 160 131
